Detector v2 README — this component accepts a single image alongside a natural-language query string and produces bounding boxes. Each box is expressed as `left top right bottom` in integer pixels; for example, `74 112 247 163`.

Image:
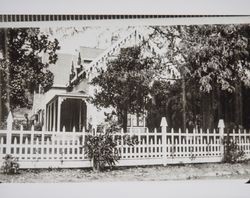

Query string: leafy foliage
0 28 60 108
223 136 245 163
91 46 162 130
148 24 250 129
148 79 201 129
1 154 20 174
84 133 120 171
150 25 250 93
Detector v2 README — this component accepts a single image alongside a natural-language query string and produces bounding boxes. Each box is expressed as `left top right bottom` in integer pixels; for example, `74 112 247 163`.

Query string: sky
41 26 133 55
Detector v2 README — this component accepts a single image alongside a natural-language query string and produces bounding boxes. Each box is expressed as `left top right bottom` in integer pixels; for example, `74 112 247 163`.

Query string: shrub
1 154 20 174
83 118 122 171
83 118 140 171
223 138 245 163
84 132 120 172
0 121 7 130
34 122 43 131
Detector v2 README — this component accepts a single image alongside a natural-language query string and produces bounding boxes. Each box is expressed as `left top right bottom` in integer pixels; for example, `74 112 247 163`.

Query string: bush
223 138 245 163
1 154 20 174
0 121 7 130
83 118 122 171
34 122 43 131
84 133 120 172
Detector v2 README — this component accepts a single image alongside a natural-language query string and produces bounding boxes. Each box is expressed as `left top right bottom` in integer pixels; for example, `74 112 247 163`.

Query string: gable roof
68 28 179 88
79 46 105 61
68 29 141 86
47 46 105 87
48 53 76 86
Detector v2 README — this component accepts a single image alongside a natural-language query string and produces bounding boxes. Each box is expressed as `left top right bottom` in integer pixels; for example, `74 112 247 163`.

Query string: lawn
0 161 250 183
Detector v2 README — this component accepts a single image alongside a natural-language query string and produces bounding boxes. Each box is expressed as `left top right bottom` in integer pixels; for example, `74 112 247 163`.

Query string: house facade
32 28 170 132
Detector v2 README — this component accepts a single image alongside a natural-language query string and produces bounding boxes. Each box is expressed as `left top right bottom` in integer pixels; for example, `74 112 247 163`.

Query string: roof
79 46 105 61
47 92 90 105
48 53 76 86
68 28 164 86
47 47 104 87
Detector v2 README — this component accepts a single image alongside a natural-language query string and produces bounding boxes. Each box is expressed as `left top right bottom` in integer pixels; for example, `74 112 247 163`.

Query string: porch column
86 102 91 131
57 97 62 132
79 100 82 131
53 100 56 131
46 105 49 131
49 103 52 131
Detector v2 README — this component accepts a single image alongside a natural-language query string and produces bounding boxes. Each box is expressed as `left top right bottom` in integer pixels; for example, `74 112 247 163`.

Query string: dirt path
0 162 250 183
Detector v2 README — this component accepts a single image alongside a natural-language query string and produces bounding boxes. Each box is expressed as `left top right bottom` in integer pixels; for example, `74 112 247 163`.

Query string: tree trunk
0 29 3 122
202 91 214 130
117 107 128 133
182 78 186 132
217 85 222 120
122 108 128 133
93 158 101 172
0 29 10 122
210 87 216 129
224 91 229 126
202 93 208 130
0 70 2 122
235 82 243 127
3 29 10 113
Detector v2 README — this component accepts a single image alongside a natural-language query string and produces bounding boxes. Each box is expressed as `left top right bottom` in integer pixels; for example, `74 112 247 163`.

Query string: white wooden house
32 28 174 132
32 50 104 132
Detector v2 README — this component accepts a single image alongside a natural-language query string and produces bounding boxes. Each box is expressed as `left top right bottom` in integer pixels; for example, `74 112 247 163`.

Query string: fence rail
0 118 250 169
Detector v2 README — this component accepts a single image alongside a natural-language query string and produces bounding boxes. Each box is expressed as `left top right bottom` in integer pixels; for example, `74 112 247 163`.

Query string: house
32 28 175 132
32 48 104 132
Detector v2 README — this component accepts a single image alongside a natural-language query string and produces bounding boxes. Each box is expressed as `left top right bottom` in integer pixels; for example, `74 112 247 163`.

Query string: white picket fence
0 117 250 169
0 126 88 168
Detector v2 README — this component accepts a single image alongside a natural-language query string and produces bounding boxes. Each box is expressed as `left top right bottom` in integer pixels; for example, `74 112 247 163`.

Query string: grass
0 161 250 183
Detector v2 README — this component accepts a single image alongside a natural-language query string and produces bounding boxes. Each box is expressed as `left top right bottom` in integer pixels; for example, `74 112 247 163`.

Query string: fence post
82 126 85 148
218 119 225 160
6 111 13 154
160 117 168 166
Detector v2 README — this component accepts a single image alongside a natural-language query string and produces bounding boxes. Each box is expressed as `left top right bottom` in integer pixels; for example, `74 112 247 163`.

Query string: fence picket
46 138 50 159
232 129 235 141
52 132 56 159
35 138 39 160
138 133 141 157
13 137 17 155
30 129 34 159
41 133 45 158
72 133 76 159
76 139 80 159
24 137 28 160
0 137 3 155
65 139 69 160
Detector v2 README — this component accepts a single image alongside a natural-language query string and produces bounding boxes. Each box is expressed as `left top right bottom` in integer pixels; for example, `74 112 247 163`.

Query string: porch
45 93 89 132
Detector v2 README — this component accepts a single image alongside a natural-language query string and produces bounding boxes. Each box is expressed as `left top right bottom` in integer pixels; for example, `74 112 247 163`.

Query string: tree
91 46 161 131
147 78 201 131
0 28 60 114
150 24 250 129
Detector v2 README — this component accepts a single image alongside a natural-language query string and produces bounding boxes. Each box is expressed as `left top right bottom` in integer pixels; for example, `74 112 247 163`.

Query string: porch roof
47 92 90 106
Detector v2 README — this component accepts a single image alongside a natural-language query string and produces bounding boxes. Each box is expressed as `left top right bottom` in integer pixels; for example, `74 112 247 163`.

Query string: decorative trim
0 15 243 23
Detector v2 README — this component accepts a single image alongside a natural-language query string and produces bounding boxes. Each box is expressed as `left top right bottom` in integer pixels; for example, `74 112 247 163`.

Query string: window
127 114 145 127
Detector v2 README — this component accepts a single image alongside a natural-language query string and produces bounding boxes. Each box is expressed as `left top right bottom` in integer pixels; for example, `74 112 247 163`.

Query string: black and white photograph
0 1 250 197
